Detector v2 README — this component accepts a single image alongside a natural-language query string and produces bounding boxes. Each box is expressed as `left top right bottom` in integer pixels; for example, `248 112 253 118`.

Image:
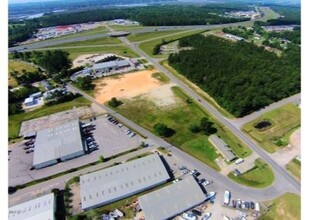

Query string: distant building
33 120 85 169
139 175 206 220
225 34 244 41
29 92 42 99
79 154 170 210
92 60 131 74
41 80 53 91
8 193 55 220
24 97 36 106
209 135 236 161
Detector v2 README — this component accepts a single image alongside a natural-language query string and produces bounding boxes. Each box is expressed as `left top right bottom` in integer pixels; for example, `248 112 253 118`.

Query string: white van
235 158 244 165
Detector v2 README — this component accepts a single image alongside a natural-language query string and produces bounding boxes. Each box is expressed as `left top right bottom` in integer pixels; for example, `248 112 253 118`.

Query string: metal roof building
139 175 206 220
79 154 170 210
92 60 130 71
33 120 85 169
209 135 236 161
8 193 55 220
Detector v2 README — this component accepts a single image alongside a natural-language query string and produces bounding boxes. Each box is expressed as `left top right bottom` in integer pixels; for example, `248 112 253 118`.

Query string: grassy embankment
242 103 300 153
228 158 275 188
286 158 301 181
9 97 91 139
127 30 189 42
259 193 300 220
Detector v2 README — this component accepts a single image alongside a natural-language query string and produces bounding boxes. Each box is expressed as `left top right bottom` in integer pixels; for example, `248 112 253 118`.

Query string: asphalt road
114 33 300 195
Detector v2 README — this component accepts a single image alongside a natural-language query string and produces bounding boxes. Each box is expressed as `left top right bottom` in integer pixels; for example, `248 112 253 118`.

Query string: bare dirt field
93 69 176 104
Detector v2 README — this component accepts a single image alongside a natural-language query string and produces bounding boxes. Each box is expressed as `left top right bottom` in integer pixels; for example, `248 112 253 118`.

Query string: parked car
191 209 202 216
234 169 241 176
250 201 255 209
198 178 206 184
178 166 186 170
203 179 213 186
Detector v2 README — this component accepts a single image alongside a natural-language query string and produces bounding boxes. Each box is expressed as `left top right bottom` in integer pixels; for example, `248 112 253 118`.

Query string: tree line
168 34 300 117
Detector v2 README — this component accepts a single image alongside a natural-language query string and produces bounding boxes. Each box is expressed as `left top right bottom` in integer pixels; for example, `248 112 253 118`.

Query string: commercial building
9 193 55 220
139 175 206 220
209 135 236 161
24 97 36 106
79 154 170 210
92 60 131 73
33 120 85 169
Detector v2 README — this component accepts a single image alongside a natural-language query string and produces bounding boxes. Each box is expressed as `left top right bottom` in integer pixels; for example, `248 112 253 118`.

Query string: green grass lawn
228 158 275 188
286 158 301 181
151 72 170 83
139 29 206 58
8 60 37 87
161 60 235 119
108 25 147 31
242 103 300 153
127 30 188 42
259 193 300 220
112 85 251 170
44 36 122 48
47 46 140 60
9 97 91 139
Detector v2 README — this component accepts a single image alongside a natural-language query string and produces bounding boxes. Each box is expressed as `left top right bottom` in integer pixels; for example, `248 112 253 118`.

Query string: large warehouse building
33 120 85 169
92 60 131 73
9 193 55 220
79 154 170 210
139 175 206 220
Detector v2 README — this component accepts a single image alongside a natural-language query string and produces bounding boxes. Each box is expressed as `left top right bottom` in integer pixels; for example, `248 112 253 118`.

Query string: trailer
224 190 231 205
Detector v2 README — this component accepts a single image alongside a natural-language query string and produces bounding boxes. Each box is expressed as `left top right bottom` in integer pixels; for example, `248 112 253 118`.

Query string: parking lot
83 115 142 158
9 115 145 186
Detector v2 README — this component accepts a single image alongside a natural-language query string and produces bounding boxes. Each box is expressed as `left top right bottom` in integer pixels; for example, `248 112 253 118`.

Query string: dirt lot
93 69 176 104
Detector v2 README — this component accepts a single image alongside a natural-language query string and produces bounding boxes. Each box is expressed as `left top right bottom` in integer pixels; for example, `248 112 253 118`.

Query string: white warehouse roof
8 193 55 220
80 153 170 210
92 60 130 70
139 175 206 220
33 120 84 168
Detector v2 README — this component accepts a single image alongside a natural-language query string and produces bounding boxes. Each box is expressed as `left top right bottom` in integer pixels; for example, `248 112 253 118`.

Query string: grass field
286 158 301 180
113 86 251 170
45 36 122 48
228 158 274 188
161 60 235 119
259 193 300 220
139 29 206 58
151 72 170 83
242 103 300 153
109 25 147 31
8 60 37 87
8 97 91 139
46 46 140 60
127 30 188 42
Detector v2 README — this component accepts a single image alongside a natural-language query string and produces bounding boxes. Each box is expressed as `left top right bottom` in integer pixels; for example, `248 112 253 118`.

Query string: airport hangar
9 193 55 220
139 175 206 220
79 153 171 210
33 120 85 169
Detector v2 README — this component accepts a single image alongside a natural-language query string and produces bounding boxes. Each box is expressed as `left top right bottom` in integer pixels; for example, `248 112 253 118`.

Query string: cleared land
93 69 163 103
8 60 37 87
45 36 122 48
56 46 140 60
242 103 300 153
286 158 301 180
127 30 188 42
259 193 300 220
139 29 205 58
115 86 251 170
9 97 91 139
228 158 274 188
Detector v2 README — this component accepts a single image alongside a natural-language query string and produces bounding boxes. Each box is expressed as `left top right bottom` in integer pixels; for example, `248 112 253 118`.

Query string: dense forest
169 35 300 117
9 5 249 46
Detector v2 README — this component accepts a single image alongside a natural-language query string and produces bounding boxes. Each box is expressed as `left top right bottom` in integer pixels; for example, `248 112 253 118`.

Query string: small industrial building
209 135 236 162
33 120 85 169
24 97 36 106
92 60 131 73
139 175 206 220
29 92 43 99
41 80 53 91
79 154 170 210
8 193 55 220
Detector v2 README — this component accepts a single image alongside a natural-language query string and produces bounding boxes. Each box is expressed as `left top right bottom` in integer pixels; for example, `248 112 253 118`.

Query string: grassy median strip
286 158 301 181
259 193 300 220
227 158 274 188
127 30 188 42
9 97 91 139
242 103 300 153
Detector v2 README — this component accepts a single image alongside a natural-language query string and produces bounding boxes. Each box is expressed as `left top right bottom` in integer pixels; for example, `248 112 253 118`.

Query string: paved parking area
85 115 142 158
9 115 144 186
